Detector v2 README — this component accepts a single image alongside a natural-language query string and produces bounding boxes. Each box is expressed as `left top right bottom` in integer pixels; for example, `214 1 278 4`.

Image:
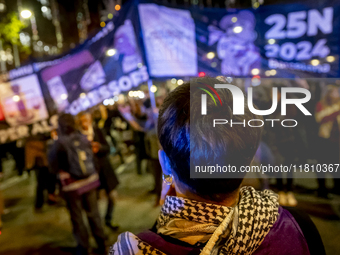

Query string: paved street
0 156 160 254
0 157 340 254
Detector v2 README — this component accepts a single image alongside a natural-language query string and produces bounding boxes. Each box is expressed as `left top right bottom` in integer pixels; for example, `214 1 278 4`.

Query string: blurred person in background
262 84 309 207
315 85 340 197
144 97 162 206
78 111 119 231
131 97 149 175
3 140 26 176
111 77 324 255
26 135 57 210
48 114 106 255
0 162 8 231
118 100 147 175
104 104 125 164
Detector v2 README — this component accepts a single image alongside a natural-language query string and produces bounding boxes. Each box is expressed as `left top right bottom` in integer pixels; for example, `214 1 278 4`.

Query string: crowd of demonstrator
0 78 339 254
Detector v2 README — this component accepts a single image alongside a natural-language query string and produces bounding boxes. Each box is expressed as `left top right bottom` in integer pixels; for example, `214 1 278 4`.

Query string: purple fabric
253 207 310 255
76 179 100 196
137 207 310 255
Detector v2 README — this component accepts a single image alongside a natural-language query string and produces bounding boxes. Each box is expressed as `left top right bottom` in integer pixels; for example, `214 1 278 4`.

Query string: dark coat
93 126 119 192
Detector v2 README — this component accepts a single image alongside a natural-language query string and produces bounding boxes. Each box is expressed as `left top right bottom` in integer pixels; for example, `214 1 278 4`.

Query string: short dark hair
58 113 76 135
157 77 263 201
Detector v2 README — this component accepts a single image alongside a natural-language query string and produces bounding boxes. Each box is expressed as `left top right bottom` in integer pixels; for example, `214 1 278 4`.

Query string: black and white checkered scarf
157 186 279 255
110 186 279 255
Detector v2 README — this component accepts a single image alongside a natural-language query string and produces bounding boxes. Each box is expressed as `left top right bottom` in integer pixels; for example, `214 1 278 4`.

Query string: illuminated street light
61 94 68 100
251 68 260 75
0 3 6 12
326 56 335 63
20 9 39 49
270 69 277 75
177 79 184 85
150 85 157 93
138 91 145 99
233 26 243 33
311 59 320 66
106 49 116 56
206 52 215 59
13 95 20 102
21 10 32 19
268 39 275 44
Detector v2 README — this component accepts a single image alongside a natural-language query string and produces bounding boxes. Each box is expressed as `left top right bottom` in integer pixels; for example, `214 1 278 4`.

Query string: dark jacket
92 126 119 192
48 132 100 194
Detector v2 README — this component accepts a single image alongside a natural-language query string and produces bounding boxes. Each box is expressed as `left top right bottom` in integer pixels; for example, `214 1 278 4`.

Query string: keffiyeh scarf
110 186 279 255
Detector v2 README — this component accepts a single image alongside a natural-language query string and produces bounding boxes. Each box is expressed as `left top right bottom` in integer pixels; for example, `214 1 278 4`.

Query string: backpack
59 133 96 179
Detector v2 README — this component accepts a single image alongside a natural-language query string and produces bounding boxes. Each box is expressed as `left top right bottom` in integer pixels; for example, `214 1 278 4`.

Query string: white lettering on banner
33 57 67 72
268 58 330 73
98 85 111 98
87 90 102 106
286 11 307 38
7 128 18 141
31 119 55 135
265 39 330 61
90 22 114 44
307 8 333 36
118 76 132 91
31 123 45 136
68 66 149 115
265 7 333 39
107 80 120 95
0 115 58 144
17 125 29 138
264 7 333 73
49 115 58 129
129 69 148 87
8 65 34 80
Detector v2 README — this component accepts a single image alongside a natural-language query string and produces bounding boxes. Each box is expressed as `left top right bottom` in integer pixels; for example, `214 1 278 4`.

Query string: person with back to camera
48 114 106 255
110 77 325 255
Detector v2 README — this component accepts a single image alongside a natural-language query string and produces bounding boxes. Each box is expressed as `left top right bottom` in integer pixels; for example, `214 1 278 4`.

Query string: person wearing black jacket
78 111 119 230
48 114 106 255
